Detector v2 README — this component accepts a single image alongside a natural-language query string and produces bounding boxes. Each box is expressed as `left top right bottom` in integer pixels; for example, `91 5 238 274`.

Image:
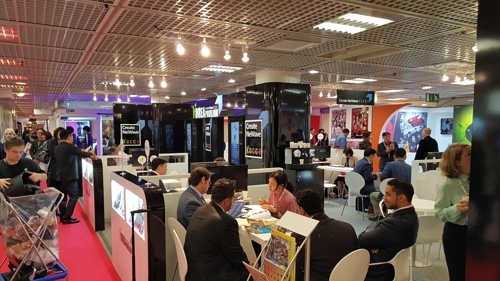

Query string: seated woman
334 148 358 198
259 170 299 219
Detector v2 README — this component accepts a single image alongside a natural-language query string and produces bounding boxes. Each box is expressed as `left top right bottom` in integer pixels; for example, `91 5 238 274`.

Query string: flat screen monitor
129 148 159 167
427 152 443 171
314 146 331 159
206 165 248 193
190 161 229 172
440 118 453 134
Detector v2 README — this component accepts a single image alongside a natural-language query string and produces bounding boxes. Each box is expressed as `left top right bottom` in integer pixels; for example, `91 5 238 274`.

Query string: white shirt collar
189 185 202 197
391 204 414 214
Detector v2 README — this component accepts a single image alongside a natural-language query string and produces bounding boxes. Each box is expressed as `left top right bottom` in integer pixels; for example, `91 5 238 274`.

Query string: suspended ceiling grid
0 0 478 116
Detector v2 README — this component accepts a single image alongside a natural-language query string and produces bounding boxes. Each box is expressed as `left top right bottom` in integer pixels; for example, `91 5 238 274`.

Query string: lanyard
457 178 469 197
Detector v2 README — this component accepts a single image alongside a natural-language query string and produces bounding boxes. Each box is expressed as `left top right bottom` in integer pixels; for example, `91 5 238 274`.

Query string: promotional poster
383 111 428 152
452 105 473 144
102 119 114 146
186 123 192 155
65 121 90 139
245 120 262 159
351 107 370 139
120 124 141 146
231 121 240 164
330 109 347 145
165 124 174 150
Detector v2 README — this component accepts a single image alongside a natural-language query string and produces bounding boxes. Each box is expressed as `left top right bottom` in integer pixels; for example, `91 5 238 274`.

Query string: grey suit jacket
177 186 206 229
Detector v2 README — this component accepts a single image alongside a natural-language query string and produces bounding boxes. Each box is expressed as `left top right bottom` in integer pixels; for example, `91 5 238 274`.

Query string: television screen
206 165 248 193
440 118 453 134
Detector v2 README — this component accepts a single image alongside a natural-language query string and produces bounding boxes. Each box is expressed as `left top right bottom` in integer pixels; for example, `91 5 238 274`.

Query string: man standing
177 167 211 228
414 128 439 171
293 189 358 281
30 128 44 162
334 128 350 149
66 126 82 149
370 148 412 221
184 178 249 281
359 179 418 281
82 126 93 150
376 132 398 172
54 129 95 224
353 148 379 195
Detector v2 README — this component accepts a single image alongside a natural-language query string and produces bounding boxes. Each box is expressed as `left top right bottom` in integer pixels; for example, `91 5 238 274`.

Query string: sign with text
245 120 262 159
193 105 219 119
336 90 375 105
205 123 211 151
425 93 440 103
120 124 141 146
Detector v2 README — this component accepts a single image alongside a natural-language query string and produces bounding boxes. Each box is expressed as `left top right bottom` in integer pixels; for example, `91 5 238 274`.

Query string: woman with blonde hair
435 143 471 281
0 128 16 160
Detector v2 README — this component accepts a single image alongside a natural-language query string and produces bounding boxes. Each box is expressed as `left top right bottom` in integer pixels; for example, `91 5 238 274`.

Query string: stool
324 183 336 203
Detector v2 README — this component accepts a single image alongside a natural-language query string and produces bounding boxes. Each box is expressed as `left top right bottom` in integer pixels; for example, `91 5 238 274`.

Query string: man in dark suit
293 189 358 281
359 179 419 281
82 126 93 150
414 128 439 171
177 167 211 228
66 126 82 149
184 178 249 281
30 128 44 162
376 132 398 172
54 129 95 224
149 157 168 175
353 148 379 195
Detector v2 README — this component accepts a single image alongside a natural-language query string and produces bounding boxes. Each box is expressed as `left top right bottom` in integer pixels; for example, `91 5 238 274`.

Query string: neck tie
345 158 349 167
201 196 207 205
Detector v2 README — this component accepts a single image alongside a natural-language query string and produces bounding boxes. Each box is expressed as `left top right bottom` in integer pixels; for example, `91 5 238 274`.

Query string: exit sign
426 93 440 103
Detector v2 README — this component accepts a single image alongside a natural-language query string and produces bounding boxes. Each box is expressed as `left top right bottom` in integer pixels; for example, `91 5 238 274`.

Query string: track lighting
129 75 135 87
223 41 231 60
105 94 109 102
161 76 167 88
148 76 154 88
241 45 249 63
442 74 449 81
201 37 210 57
93 94 97 101
319 89 323 98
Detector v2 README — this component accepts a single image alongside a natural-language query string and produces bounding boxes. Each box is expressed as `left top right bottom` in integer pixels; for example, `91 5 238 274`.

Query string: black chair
150 215 166 281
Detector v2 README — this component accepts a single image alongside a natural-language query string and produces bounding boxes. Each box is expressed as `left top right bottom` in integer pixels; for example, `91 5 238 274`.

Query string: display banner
245 120 262 159
193 105 219 119
120 124 141 146
337 90 375 105
205 123 211 151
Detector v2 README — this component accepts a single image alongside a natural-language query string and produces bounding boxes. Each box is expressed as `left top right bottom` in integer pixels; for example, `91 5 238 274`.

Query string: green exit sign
426 93 440 103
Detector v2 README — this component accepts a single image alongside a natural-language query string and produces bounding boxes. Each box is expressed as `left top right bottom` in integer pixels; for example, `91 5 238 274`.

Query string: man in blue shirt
334 128 350 149
370 148 412 221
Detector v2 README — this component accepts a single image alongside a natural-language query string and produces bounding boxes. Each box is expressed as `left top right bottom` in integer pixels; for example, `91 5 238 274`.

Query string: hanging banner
245 119 262 159
120 124 141 146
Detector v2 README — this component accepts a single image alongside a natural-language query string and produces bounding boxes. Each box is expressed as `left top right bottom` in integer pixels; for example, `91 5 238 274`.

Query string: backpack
33 141 50 164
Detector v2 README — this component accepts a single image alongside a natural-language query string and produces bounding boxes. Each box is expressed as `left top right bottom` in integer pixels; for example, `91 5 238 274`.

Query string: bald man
415 128 439 171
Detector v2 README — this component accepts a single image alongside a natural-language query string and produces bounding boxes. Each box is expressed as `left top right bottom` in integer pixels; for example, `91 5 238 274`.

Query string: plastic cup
299 159 304 165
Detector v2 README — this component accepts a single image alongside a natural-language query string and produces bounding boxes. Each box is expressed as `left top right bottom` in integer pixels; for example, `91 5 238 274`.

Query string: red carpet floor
0 200 121 280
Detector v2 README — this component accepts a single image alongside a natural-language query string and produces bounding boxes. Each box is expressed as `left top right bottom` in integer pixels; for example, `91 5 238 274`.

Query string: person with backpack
33 131 52 172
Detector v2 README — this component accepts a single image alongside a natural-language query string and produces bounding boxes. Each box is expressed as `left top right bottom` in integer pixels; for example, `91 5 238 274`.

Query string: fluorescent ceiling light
386 98 409 101
309 70 319 74
377 89 409 93
421 104 428 106
15 82 26 85
341 78 377 84
451 80 476 86
139 95 149 98
422 86 432 90
130 94 138 97
201 88 207 91
201 65 242 73
326 95 337 99
228 79 235 83
339 13 394 26
314 22 366 34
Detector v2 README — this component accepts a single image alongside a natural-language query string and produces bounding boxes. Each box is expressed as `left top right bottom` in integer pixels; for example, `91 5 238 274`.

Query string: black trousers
443 222 467 281
47 177 66 214
59 179 79 220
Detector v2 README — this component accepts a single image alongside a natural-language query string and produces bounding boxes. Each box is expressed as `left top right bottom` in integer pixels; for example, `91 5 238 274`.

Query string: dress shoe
367 207 374 214
56 212 60 217
369 216 384 221
61 218 79 224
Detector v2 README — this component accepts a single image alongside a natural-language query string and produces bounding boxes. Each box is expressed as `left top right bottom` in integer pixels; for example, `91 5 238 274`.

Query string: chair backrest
167 217 187 245
415 170 444 200
379 199 386 217
172 229 188 281
239 232 258 264
345 172 365 196
416 216 445 245
168 170 179 175
150 215 166 263
389 247 411 281
329 249 370 281
379 178 393 194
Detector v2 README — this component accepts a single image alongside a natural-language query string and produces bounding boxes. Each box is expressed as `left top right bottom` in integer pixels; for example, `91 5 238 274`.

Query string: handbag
33 141 50 164
5 173 41 197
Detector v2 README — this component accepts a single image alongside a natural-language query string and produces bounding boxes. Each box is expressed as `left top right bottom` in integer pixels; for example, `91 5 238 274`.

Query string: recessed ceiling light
422 86 432 90
377 89 409 93
130 94 138 97
421 103 427 106
339 13 394 26
139 95 149 98
15 82 26 85
201 88 207 91
228 79 235 83
181 91 186 96
386 98 409 101
341 78 377 84
314 13 393 35
201 65 242 73
309 70 319 74
451 80 476 86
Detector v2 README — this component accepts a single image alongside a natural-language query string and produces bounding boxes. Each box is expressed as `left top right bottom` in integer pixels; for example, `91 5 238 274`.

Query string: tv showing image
441 118 453 134
231 121 240 165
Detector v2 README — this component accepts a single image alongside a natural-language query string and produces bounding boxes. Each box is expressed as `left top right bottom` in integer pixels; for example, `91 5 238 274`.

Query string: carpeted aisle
0 199 121 280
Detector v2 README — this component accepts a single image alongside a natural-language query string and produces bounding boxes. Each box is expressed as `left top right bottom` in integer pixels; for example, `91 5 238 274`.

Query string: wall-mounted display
231 121 240 164
165 124 174 150
102 118 114 147
120 124 141 146
205 123 211 151
440 118 453 134
111 181 125 219
65 120 90 140
351 107 370 138
453 105 473 144
245 120 262 159
186 123 192 156
125 189 145 240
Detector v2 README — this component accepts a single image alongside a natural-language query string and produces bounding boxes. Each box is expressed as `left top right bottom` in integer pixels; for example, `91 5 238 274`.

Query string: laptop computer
227 200 247 218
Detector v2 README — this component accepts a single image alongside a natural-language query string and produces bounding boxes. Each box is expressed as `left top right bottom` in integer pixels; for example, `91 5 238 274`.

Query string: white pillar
255 69 302 84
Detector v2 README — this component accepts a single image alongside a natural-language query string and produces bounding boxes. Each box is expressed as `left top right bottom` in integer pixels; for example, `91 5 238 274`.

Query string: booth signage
205 123 211 152
245 120 262 159
193 105 219 119
425 93 440 103
120 124 141 146
336 90 375 105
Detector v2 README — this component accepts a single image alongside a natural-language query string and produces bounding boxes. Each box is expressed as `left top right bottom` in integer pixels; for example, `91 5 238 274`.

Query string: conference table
317 165 354 173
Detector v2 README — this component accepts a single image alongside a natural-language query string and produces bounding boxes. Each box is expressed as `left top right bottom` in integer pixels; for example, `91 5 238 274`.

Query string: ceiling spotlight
228 78 235 83
181 91 186 96
422 86 432 90
104 94 109 102
223 41 231 60
201 37 210 57
129 75 135 87
241 45 249 63
455 76 461 82
148 76 154 88
161 76 167 88
114 74 120 86
176 35 186 56
472 43 478 53
327 90 331 98
201 88 207 91
309 70 319 74
165 95 170 99
442 74 449 81
319 89 323 98
117 96 122 102
15 92 25 97
93 94 97 101
226 102 231 107
234 102 238 108
127 95 130 102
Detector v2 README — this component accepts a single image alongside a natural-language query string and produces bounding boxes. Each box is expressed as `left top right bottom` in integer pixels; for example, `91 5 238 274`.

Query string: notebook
227 200 247 218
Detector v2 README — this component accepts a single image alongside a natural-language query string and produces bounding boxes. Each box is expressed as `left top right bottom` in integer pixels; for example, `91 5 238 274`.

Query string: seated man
150 157 168 175
358 179 418 281
177 167 211 228
353 148 379 195
184 178 249 281
293 189 358 281
370 148 412 221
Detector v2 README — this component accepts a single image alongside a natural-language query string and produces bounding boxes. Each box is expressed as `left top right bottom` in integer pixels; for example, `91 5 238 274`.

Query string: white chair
168 170 178 175
239 232 258 264
329 249 370 281
324 183 336 203
167 217 186 245
172 229 188 281
370 247 411 281
415 216 445 268
379 178 394 194
343 172 368 220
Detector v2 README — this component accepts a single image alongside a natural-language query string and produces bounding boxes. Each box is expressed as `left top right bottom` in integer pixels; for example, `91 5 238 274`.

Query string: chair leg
424 243 432 270
341 196 348 216
361 197 365 221
171 263 178 281
437 241 442 260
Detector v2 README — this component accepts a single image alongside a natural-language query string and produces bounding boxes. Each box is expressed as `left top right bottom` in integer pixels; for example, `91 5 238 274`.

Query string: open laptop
227 200 247 218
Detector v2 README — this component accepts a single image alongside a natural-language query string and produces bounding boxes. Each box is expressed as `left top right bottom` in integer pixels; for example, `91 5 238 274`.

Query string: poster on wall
125 189 145 240
120 124 141 146
102 119 114 147
231 121 240 165
186 123 192 155
351 107 370 139
205 123 211 151
330 109 347 146
65 121 90 139
382 111 428 152
111 181 125 219
245 119 262 159
165 124 174 150
452 105 473 144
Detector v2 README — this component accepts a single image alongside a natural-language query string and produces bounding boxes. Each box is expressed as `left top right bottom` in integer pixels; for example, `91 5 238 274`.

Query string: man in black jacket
54 129 95 224
414 128 439 171
293 189 358 281
376 132 398 172
184 178 249 281
358 179 418 281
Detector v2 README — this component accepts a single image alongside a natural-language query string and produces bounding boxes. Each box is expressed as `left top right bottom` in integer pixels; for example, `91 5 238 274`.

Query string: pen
261 195 267 200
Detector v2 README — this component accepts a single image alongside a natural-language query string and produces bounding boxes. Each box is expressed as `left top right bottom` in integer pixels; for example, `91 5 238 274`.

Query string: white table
317 166 354 173
413 198 435 214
